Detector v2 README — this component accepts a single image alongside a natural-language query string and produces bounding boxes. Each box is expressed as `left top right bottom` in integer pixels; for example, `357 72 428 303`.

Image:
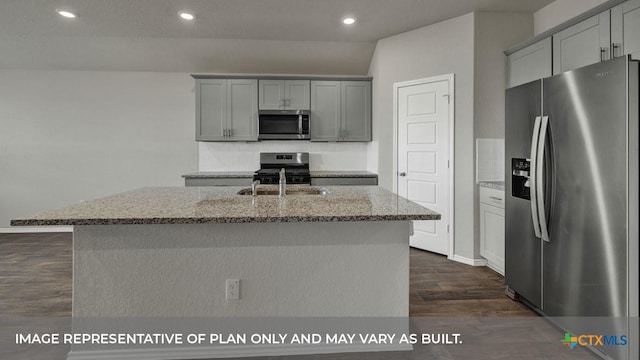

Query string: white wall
367 13 476 260
534 0 607 35
473 12 533 257
0 70 198 227
474 13 533 139
200 142 368 171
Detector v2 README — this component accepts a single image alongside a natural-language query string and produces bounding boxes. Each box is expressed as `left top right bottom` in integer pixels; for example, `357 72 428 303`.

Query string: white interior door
397 79 450 255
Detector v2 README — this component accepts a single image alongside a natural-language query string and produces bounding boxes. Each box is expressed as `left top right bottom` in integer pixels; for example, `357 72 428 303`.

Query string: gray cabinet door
196 79 227 141
507 37 552 88
553 12 611 75
310 81 341 141
258 80 284 110
611 0 640 60
341 81 371 141
227 79 258 141
284 80 311 110
259 80 310 110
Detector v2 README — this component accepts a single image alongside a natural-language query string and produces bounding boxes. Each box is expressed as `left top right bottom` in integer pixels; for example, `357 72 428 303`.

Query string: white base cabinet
479 187 505 275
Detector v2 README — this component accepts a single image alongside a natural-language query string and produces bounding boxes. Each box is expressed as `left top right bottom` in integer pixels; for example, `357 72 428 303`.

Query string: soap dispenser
279 168 286 197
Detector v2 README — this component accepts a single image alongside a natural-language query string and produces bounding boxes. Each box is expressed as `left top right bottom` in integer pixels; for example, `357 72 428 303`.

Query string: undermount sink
237 187 330 196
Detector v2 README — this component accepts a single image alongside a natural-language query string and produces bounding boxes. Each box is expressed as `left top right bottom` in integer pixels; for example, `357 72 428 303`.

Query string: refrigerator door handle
530 116 542 238
537 116 550 242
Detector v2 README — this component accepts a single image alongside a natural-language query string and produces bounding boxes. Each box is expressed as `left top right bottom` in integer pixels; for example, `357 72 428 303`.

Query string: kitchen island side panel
72 222 410 317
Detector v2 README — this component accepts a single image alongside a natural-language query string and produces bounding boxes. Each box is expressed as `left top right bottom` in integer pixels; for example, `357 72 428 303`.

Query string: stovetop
254 152 311 184
255 168 310 176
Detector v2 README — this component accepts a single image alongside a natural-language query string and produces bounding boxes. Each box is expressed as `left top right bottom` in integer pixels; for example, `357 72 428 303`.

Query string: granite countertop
182 171 378 179
182 171 254 178
309 171 377 178
10 186 440 226
478 181 505 191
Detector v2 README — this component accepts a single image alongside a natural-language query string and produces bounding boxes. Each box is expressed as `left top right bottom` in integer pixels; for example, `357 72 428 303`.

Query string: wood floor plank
0 232 72 317
0 234 534 317
408 248 533 317
1 233 600 360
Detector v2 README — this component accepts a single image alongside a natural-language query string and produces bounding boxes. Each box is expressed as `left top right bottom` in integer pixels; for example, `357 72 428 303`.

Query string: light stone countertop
309 171 377 178
478 181 505 191
182 171 378 178
10 186 439 226
182 171 254 178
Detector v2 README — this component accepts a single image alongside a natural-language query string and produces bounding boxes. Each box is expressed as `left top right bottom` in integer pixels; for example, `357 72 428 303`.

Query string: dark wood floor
0 232 72 317
2 233 599 360
0 232 533 317
409 248 534 316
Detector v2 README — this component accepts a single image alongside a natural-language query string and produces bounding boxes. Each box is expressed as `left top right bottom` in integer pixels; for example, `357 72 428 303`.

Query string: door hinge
447 224 450 233
447 160 450 168
443 94 450 104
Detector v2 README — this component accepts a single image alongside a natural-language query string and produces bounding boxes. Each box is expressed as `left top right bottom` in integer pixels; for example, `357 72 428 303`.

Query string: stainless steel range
254 152 311 185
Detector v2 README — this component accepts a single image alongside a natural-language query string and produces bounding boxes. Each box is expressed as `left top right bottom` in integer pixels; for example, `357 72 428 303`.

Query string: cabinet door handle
228 129 233 137
223 129 227 137
489 196 503 201
612 43 621 58
600 47 608 61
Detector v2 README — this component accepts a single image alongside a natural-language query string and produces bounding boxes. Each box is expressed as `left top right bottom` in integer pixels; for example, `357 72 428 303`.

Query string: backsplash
476 138 505 182
199 142 369 171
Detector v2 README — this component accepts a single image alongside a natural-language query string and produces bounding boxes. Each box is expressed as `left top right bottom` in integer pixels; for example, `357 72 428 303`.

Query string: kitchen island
11 186 439 359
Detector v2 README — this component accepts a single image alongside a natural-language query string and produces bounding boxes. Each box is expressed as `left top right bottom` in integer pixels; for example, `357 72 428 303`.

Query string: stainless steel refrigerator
505 56 638 360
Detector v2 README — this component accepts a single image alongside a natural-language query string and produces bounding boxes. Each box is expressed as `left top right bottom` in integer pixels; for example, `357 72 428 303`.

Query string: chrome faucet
251 179 260 197
279 168 286 197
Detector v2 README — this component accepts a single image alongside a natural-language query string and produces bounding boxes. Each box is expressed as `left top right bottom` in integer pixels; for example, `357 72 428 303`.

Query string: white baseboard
0 226 73 233
450 254 488 267
486 262 505 276
67 343 413 360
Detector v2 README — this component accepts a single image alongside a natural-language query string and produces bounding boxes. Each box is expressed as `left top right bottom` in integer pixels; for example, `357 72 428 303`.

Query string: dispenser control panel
511 158 530 200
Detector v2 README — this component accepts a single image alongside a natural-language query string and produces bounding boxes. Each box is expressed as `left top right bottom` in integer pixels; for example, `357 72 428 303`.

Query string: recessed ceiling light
342 17 356 25
57 9 78 19
179 12 195 20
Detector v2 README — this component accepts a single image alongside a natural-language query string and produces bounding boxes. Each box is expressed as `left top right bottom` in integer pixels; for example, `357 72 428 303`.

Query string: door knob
399 172 407 177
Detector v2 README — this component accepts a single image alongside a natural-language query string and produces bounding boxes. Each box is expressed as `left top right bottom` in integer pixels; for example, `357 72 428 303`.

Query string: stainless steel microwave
258 110 310 140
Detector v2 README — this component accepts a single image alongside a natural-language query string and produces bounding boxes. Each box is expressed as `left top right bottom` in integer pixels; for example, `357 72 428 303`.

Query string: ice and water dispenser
511 158 530 200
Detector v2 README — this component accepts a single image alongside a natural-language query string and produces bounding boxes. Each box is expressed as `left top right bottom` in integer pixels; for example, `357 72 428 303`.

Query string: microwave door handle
530 116 542 239
298 115 303 135
537 116 550 242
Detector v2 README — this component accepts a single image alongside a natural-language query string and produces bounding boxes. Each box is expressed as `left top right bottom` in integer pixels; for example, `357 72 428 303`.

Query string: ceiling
0 0 555 74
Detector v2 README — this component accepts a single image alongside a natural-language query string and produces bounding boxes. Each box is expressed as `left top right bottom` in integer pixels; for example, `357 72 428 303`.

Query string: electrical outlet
226 279 240 300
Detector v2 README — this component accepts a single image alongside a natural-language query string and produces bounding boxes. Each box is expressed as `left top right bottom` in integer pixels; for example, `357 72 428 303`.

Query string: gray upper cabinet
552 11 611 75
259 80 310 110
310 81 341 141
196 79 258 142
311 80 371 142
196 79 227 141
611 0 640 60
227 79 259 141
507 37 552 88
341 81 372 141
